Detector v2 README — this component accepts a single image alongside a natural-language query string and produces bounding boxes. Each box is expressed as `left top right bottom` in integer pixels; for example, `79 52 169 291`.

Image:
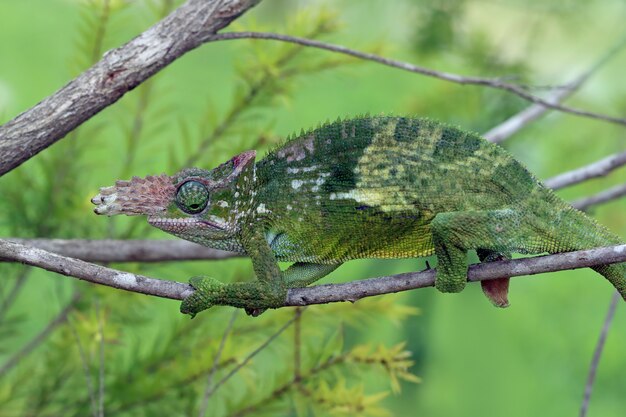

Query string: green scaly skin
91 116 626 317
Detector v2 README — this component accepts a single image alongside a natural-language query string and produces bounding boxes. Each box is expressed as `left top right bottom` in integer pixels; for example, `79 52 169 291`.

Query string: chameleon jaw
147 216 228 234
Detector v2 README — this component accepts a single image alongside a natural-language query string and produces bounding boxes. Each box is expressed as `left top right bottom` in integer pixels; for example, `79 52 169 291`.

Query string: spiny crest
91 174 175 216
265 113 378 159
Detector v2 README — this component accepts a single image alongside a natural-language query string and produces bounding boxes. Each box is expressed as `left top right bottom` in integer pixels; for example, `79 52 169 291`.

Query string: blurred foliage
1 0 626 416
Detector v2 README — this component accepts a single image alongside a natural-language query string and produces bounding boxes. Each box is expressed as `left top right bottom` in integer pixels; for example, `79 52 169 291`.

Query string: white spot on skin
113 273 137 288
234 192 240 198
287 165 319 174
291 180 304 190
329 190 362 200
256 203 271 214
298 217 304 222
286 205 293 210
217 200 229 208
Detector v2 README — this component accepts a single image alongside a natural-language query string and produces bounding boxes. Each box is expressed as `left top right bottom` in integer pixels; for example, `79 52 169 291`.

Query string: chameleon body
92 116 626 316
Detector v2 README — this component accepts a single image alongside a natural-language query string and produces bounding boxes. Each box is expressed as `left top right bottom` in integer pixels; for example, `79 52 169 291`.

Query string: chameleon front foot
181 276 225 318
180 276 287 318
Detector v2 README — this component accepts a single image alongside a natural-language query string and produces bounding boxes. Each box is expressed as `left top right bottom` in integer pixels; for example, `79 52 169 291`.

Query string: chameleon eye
176 181 209 214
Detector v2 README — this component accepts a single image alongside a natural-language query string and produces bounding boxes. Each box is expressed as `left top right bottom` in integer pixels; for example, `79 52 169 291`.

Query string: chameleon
91 116 626 317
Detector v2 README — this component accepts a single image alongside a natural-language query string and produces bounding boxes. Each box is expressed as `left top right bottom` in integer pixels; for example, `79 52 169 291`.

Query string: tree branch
207 31 626 127
544 151 626 190
3 238 240 262
571 183 626 211
0 0 261 176
0 239 624 308
484 32 626 143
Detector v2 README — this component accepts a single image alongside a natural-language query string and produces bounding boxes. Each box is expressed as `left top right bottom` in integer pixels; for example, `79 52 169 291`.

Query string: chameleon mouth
148 216 226 232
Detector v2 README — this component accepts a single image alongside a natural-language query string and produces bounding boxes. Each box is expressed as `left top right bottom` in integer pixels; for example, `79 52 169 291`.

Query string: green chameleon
91 116 626 317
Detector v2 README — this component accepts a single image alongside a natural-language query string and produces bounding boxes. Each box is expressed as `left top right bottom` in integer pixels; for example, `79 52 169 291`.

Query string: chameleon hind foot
180 276 287 318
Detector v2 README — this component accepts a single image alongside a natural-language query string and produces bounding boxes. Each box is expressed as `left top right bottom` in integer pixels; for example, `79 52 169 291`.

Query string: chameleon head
91 151 257 242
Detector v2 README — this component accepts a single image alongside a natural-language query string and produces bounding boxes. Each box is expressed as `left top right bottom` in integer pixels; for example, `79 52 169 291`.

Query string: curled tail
547 201 626 299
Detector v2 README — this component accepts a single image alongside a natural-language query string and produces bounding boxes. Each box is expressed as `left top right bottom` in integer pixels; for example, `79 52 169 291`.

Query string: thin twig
579 291 620 417
228 354 345 417
294 307 303 383
96 300 105 417
198 308 238 417
207 31 626 127
484 32 626 143
108 358 236 414
571 183 626 211
0 291 81 379
0 269 29 325
68 299 98 417
0 239 625 307
545 151 626 190
90 0 111 65
205 313 300 400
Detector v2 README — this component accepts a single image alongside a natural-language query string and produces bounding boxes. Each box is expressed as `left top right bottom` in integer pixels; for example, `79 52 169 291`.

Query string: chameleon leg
283 262 342 288
181 230 289 317
477 249 511 307
245 263 342 317
431 209 524 294
180 263 341 317
180 278 287 318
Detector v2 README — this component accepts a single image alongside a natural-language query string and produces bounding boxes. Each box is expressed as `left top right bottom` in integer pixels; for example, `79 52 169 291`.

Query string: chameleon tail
548 201 626 300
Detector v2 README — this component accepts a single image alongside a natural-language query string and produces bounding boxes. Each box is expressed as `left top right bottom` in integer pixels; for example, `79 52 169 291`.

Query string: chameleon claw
180 276 225 317
245 307 267 317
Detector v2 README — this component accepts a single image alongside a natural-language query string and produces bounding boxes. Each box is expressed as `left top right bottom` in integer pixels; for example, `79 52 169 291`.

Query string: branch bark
544 151 626 190
483 32 626 143
484 33 626 143
571 183 626 211
4 238 240 262
1 239 624 308
0 0 261 176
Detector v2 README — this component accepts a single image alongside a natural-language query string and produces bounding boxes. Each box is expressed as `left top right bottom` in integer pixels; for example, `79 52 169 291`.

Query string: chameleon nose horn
91 174 175 216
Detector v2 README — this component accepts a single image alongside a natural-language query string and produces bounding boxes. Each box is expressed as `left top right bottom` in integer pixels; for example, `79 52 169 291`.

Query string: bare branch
571 183 626 211
207 31 626 127
579 292 620 417
96 301 105 417
0 269 29 325
3 238 240 262
0 239 624 308
484 33 626 143
0 0 261 176
0 239 193 300
544 151 626 190
68 304 98 417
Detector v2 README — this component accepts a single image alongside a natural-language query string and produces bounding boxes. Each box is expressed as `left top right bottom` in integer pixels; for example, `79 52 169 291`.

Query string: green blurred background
1 0 625 416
